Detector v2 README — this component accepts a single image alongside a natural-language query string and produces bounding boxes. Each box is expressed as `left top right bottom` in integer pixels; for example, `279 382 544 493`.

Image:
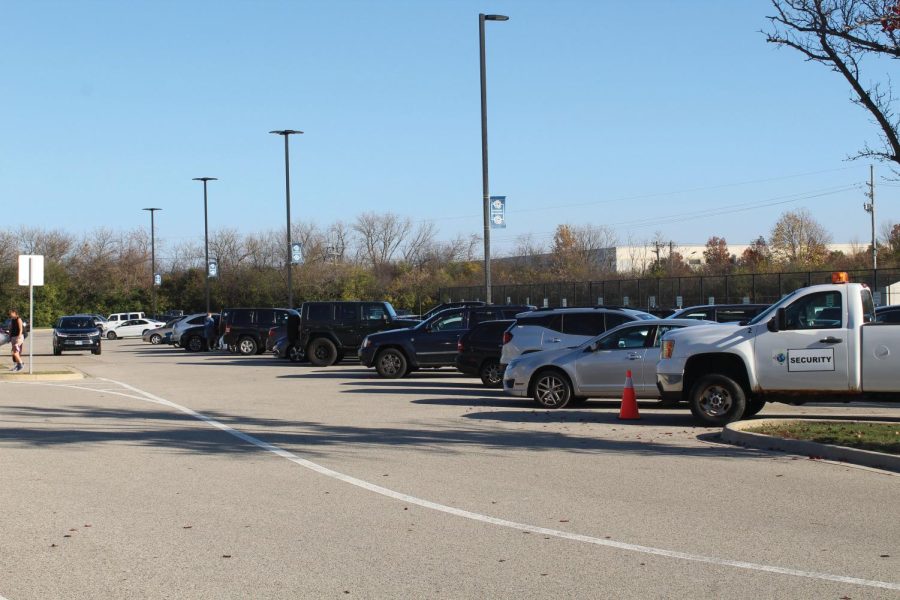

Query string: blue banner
490 196 506 229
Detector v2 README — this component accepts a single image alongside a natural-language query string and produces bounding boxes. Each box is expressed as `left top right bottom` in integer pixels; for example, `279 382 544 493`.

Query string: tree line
2 208 898 326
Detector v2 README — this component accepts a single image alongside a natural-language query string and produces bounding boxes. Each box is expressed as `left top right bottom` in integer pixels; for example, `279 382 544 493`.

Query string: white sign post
18 255 44 375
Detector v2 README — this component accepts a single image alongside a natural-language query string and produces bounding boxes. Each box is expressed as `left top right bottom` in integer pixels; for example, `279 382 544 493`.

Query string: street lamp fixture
192 177 217 313
270 129 304 308
479 12 508 304
142 207 162 318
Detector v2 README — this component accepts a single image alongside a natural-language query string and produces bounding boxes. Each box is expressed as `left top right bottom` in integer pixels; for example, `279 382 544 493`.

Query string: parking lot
1 332 898 599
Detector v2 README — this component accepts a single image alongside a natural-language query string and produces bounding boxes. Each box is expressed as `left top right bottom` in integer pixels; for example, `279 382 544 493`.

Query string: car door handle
548 338 561 343
627 352 641 360
819 337 842 344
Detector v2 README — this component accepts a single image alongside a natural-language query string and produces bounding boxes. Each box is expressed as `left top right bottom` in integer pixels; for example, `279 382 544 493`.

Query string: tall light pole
142 207 162 317
192 177 217 313
270 129 303 307
479 13 508 304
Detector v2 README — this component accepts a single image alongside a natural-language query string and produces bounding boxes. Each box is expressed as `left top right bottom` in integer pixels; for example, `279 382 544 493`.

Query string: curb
0 368 84 382
723 418 900 474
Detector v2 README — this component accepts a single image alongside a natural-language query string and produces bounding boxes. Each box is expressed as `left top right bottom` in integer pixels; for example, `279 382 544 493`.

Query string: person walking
8 308 24 372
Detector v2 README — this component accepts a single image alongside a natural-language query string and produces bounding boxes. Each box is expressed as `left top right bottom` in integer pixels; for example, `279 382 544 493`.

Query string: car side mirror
585 341 599 353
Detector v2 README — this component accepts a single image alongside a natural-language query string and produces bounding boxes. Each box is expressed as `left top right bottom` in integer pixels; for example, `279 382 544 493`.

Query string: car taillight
457 340 465 352
502 331 512 344
225 325 231 333
268 327 277 337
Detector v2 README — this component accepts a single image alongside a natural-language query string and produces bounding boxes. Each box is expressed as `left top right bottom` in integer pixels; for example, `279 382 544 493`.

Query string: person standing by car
204 312 216 351
8 309 24 372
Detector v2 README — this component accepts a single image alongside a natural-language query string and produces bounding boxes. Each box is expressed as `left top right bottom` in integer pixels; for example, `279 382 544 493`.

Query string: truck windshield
746 289 802 326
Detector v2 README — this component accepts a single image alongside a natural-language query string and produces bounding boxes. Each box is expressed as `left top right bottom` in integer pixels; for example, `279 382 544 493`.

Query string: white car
106 318 164 340
500 307 658 366
503 319 709 408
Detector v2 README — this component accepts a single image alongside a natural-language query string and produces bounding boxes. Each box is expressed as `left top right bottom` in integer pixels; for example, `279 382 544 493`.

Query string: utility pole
864 164 877 270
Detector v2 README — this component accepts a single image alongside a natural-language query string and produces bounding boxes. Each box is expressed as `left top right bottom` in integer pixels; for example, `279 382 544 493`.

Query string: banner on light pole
489 196 506 229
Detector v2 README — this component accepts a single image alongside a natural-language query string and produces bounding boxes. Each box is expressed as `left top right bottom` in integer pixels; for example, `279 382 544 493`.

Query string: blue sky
2 0 895 256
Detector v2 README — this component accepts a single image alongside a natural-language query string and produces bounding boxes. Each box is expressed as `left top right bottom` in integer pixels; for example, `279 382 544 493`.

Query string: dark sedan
53 315 102 355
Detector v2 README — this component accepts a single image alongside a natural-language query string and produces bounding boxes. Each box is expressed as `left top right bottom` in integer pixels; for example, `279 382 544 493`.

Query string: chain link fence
438 268 900 310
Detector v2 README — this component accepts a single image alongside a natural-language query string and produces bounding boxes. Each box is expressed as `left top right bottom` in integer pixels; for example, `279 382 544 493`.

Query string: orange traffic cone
618 370 640 420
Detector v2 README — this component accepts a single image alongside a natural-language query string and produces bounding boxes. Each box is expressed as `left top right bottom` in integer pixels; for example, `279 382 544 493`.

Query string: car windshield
58 317 95 329
746 289 802 325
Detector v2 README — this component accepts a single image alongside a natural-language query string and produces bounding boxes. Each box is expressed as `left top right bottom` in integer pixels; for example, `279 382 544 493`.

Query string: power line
489 183 863 246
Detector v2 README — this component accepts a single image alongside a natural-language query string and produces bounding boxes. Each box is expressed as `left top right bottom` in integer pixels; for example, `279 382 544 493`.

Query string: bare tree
326 221 351 263
766 0 900 169
16 226 74 261
401 221 438 265
352 212 412 268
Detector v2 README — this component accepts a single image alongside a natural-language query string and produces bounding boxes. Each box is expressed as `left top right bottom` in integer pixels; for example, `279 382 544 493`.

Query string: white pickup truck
656 274 899 425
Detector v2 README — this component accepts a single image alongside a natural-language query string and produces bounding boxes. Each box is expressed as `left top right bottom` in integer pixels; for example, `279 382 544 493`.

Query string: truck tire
743 397 766 418
531 370 572 409
375 348 408 378
688 374 747 426
308 338 338 366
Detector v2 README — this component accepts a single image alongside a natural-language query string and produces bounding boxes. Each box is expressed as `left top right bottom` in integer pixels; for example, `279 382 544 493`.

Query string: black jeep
298 301 419 366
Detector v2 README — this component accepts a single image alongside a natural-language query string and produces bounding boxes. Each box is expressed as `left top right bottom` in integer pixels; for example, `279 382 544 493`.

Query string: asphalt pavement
0 331 898 599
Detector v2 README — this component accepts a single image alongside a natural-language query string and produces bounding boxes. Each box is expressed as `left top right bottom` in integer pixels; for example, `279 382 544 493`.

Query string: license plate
74 340 84 345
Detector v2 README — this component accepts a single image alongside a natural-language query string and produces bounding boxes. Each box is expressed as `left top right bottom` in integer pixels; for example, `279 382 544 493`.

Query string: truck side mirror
767 308 787 332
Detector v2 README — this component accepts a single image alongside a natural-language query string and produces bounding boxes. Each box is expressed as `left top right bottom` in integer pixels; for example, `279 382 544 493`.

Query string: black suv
358 304 534 378
456 319 514 387
53 315 102 355
298 301 419 366
220 308 294 355
876 305 900 323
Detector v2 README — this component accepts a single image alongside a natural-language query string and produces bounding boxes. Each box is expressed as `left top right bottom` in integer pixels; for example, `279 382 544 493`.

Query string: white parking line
6 377 899 592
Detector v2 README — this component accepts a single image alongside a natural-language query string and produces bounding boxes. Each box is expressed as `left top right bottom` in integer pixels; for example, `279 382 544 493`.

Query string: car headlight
56 332 67 338
362 337 371 348
661 340 675 359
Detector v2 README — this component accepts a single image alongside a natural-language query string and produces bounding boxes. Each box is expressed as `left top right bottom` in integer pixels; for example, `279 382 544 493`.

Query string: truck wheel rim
380 353 401 374
536 375 566 407
240 340 254 353
314 345 328 360
699 385 731 416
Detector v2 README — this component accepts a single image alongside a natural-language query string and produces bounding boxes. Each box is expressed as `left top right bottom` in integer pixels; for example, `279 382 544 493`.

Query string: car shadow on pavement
461 408 701 428
0 403 765 459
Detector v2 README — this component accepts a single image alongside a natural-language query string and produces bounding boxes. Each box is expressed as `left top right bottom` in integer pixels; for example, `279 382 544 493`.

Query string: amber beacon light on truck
831 271 850 284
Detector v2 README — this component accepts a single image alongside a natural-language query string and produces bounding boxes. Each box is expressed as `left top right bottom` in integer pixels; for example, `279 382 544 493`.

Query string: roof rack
529 304 633 312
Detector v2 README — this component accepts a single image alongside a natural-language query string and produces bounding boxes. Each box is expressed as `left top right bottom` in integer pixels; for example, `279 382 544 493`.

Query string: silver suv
500 307 657 365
